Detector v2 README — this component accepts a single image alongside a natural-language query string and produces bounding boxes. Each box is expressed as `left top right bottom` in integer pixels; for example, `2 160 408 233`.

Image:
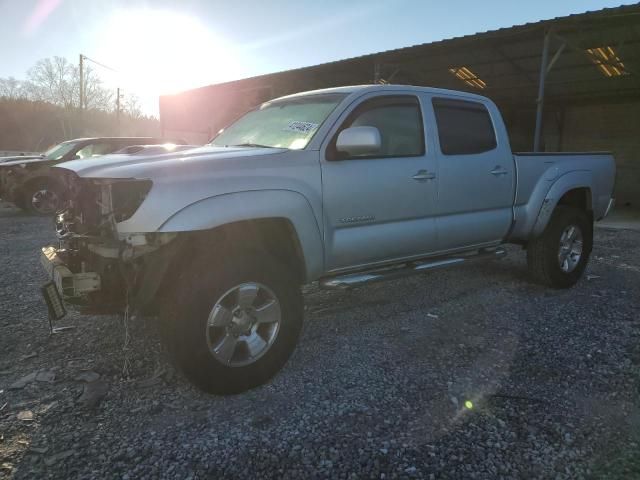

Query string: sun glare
95 9 241 96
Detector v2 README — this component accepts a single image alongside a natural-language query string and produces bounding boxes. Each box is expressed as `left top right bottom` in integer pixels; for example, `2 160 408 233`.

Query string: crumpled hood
54 145 287 179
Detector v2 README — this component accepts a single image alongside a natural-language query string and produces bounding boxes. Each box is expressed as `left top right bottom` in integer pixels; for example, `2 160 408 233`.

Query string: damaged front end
40 169 180 315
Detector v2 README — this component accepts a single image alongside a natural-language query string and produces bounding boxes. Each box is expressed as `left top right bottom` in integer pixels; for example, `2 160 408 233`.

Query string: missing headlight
110 180 152 223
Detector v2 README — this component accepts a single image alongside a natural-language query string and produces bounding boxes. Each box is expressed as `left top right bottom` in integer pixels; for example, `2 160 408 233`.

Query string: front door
320 93 439 272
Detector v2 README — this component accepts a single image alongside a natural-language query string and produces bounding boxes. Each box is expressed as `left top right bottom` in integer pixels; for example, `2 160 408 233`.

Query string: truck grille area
54 169 110 239
50 169 126 311
53 169 151 239
47 168 165 314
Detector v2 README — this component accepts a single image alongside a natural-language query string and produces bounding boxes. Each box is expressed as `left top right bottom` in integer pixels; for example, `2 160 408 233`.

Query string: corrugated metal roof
170 3 640 94
160 2 640 140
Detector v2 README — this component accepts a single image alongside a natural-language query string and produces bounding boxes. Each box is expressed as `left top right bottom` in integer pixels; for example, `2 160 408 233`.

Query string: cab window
329 95 425 160
432 98 497 155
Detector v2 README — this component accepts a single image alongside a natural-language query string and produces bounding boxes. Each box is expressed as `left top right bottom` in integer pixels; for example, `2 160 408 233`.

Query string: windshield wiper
227 143 275 149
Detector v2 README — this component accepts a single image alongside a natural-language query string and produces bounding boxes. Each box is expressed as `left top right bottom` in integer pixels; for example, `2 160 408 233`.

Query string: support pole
533 32 550 152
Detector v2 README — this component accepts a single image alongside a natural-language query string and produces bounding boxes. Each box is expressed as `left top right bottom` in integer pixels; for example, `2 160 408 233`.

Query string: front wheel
161 252 303 394
23 180 61 215
527 206 592 288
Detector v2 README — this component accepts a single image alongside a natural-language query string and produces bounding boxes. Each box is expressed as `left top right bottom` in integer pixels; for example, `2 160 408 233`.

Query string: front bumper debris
40 246 101 299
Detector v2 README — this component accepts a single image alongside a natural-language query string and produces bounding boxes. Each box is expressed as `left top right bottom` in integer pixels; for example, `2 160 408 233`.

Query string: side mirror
72 154 80 160
335 126 381 157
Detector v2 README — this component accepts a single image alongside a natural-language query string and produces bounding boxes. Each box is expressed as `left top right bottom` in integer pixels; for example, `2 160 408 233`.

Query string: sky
0 0 636 115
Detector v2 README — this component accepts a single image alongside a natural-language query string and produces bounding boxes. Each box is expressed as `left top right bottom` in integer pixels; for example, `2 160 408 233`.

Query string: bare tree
0 56 158 143
27 57 76 108
0 77 27 99
123 94 143 119
25 56 113 111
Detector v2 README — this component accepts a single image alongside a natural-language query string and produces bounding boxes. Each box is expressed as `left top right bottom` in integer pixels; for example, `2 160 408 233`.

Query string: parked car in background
0 137 186 214
0 152 44 163
41 85 615 394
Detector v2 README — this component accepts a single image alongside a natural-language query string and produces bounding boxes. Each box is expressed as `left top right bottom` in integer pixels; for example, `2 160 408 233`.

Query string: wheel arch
195 217 308 284
156 190 324 282
531 172 593 238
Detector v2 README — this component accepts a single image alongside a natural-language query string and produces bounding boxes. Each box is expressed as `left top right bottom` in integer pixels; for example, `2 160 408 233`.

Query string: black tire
161 251 303 394
527 205 592 289
23 180 61 215
13 196 27 211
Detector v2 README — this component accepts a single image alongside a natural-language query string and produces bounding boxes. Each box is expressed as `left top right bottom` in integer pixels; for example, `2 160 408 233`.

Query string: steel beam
550 31 638 76
534 32 551 152
546 42 567 74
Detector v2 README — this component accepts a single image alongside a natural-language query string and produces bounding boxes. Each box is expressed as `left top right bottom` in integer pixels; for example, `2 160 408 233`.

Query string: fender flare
531 171 592 237
158 189 324 281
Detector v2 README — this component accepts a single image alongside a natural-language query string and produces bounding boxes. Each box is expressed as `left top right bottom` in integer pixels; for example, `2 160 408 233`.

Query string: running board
319 247 506 290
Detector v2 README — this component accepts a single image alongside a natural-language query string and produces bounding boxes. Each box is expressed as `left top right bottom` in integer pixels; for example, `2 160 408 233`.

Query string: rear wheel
527 206 592 288
23 180 61 215
161 251 303 394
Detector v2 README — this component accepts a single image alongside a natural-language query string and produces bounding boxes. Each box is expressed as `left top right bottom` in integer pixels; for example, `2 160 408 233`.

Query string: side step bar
319 247 506 290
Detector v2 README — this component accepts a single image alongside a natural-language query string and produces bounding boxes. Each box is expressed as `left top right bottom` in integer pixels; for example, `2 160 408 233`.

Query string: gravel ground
0 201 638 479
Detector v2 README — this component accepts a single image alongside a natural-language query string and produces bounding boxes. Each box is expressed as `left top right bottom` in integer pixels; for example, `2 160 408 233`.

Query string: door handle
412 169 436 181
490 166 508 176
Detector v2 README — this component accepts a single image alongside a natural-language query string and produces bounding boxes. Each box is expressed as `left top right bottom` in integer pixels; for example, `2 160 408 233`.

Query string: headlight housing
108 179 153 223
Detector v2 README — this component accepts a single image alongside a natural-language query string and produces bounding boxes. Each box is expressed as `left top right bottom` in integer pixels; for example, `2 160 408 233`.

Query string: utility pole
79 53 120 112
78 54 128 134
79 54 84 110
116 87 122 134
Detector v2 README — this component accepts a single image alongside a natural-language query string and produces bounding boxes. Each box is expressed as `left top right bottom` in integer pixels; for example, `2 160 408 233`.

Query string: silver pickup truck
41 85 615 394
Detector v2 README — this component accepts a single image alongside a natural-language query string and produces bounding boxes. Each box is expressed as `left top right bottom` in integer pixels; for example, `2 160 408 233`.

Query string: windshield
209 93 347 150
43 141 78 160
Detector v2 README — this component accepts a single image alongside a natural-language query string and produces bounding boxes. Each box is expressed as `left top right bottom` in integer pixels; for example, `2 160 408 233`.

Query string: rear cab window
431 98 497 155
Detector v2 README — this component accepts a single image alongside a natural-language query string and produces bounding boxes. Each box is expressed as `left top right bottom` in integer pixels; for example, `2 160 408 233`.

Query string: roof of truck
275 84 490 102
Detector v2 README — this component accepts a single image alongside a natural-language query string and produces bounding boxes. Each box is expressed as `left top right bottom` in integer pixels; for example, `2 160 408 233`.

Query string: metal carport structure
160 4 640 205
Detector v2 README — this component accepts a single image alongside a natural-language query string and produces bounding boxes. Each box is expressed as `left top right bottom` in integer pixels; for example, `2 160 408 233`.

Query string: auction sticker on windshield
284 121 318 133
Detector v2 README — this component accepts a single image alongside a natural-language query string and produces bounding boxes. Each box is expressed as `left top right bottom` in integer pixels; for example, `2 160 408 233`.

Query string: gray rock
9 372 37 389
29 446 49 454
44 450 75 466
35 370 56 383
77 379 109 409
74 371 101 383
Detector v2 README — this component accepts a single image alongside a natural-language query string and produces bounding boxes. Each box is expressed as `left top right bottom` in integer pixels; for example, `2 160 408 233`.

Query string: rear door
320 93 439 272
426 97 515 250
